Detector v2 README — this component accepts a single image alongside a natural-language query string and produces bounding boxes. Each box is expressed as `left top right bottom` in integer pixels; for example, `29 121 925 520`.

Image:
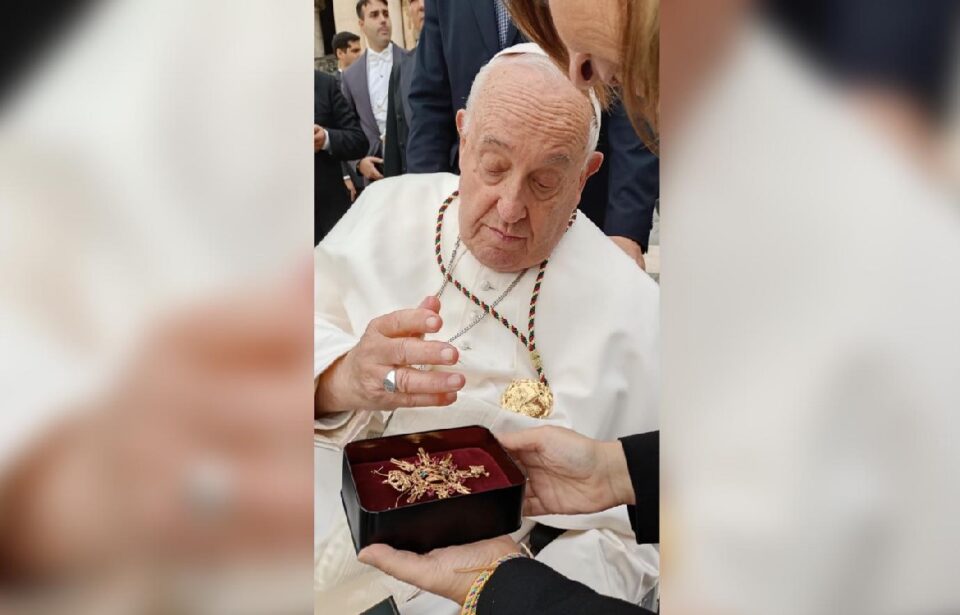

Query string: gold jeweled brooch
373 447 489 506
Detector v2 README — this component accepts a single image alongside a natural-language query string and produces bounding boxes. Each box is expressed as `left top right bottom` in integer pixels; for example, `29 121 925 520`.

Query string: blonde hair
505 0 659 153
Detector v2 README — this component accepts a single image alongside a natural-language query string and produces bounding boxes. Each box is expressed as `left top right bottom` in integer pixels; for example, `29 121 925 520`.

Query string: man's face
456 64 603 273
409 0 425 38
337 40 362 69
359 1 392 51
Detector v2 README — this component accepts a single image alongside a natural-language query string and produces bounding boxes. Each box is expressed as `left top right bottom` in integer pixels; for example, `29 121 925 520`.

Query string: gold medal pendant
501 379 554 418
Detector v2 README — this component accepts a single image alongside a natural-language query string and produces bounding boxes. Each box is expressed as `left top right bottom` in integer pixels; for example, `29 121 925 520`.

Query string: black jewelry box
340 425 526 554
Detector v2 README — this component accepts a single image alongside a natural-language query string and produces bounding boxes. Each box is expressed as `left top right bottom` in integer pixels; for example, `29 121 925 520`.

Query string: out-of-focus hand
314 124 326 152
344 177 356 202
358 536 521 604
496 426 635 517
0 268 314 580
315 296 464 413
610 235 645 269
358 156 384 181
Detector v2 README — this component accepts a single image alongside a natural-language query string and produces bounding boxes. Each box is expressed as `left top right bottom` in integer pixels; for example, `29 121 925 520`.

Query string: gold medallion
501 379 554 418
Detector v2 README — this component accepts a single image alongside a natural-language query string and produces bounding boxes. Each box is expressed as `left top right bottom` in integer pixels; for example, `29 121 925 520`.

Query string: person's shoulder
558 215 659 304
361 172 458 208
342 53 366 82
315 70 335 88
322 173 459 248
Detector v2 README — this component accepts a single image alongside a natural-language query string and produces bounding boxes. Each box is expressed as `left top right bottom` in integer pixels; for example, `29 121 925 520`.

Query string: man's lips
486 226 524 242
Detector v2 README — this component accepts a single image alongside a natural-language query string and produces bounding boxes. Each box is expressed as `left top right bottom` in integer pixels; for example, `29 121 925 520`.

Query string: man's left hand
610 236 645 270
314 125 326 152
358 536 521 604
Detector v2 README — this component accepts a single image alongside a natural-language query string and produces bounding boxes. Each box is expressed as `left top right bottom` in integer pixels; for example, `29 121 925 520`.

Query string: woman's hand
358 535 521 604
497 426 635 516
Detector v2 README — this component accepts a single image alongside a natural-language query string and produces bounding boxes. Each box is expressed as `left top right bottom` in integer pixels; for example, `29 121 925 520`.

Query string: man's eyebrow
481 135 512 150
542 153 572 166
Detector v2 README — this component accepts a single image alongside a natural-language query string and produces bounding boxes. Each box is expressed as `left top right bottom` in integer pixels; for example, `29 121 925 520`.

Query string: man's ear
455 109 467 140
578 151 604 191
455 109 468 175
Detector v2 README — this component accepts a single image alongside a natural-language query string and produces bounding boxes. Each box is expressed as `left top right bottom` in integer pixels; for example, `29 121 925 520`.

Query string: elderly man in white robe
314 45 659 612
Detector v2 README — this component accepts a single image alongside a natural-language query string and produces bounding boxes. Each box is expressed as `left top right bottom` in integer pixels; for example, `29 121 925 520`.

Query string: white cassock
664 23 960 615
314 172 660 613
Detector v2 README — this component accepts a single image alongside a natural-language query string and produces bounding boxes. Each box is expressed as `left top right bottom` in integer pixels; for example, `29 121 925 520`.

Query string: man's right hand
315 296 464 413
496 426 635 517
357 156 384 181
344 177 357 202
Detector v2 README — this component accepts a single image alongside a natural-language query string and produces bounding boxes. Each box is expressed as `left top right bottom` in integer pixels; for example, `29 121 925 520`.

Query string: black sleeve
620 431 659 544
325 79 368 161
405 0 456 173
477 557 652 615
383 64 403 178
604 101 658 252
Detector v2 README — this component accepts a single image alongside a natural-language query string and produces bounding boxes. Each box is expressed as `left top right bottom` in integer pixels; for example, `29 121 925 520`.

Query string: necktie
494 0 510 49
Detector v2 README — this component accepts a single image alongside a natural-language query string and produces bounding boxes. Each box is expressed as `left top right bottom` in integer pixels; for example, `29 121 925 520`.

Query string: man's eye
533 177 559 191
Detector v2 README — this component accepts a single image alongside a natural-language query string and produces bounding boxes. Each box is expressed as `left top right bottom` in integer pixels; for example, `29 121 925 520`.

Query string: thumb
371 156 384 163
358 544 432 586
418 295 441 313
496 427 547 455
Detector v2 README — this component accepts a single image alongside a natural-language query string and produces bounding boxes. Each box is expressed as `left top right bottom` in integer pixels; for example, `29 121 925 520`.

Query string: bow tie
368 51 390 67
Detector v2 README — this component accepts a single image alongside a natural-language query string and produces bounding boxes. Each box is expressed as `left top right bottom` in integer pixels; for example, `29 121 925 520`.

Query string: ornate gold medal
435 193 572 423
501 378 554 418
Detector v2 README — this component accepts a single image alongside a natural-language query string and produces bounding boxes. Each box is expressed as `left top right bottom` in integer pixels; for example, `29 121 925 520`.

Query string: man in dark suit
340 0 411 188
315 70 367 244
383 46 416 177
406 0 658 267
383 1 420 178
332 31 363 202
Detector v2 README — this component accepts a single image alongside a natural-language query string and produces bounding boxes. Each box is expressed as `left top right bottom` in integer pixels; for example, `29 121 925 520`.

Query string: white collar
367 43 393 62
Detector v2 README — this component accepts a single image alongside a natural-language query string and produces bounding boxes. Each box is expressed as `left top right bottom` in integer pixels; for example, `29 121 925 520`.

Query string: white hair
462 47 601 155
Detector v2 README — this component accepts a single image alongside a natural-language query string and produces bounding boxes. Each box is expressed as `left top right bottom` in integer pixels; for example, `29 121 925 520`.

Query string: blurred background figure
332 30 362 77
407 0 659 270
383 0 423 176
408 0 424 43
1 0 315 611
331 30 364 203
659 0 960 613
315 69 367 244
765 0 960 176
340 0 410 187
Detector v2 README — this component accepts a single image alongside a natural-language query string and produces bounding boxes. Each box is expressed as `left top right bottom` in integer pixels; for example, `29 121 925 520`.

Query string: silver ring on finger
383 368 398 393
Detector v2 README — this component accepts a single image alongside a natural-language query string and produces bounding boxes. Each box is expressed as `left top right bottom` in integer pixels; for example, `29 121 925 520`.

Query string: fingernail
441 347 456 362
447 374 464 388
426 316 441 330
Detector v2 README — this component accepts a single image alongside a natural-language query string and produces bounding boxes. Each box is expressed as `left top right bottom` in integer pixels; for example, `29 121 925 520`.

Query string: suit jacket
334 70 363 197
406 0 658 250
478 558 652 614
315 70 367 244
475 431 659 614
340 44 412 168
384 49 416 177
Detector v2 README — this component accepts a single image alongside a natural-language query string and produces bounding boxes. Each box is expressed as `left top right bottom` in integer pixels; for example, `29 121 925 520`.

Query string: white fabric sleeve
314 227 358 433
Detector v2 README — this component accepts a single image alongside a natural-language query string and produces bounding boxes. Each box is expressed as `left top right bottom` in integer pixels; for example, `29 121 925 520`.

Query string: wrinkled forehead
472 62 594 156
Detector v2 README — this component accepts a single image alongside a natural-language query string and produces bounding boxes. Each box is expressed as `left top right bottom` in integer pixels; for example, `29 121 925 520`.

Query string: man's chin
474 246 531 274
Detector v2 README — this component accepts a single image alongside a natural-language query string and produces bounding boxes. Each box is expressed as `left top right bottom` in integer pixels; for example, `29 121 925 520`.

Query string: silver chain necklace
436 238 527 345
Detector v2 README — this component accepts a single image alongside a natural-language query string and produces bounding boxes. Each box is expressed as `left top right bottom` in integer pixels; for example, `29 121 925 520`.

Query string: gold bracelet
459 552 525 615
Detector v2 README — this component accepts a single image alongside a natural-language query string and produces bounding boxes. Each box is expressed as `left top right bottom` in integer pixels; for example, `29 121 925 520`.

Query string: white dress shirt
365 43 393 139
314 173 661 610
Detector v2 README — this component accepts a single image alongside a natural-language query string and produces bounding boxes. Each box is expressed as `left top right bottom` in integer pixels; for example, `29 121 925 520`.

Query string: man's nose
569 52 598 90
496 185 526 224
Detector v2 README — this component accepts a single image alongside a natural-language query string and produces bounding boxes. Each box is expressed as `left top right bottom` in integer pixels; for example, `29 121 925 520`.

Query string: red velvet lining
352 447 511 512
